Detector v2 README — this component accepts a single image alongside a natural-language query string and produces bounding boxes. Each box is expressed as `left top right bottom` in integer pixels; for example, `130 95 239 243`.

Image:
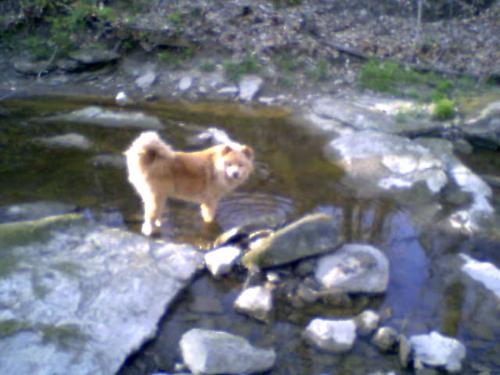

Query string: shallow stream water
0 97 498 374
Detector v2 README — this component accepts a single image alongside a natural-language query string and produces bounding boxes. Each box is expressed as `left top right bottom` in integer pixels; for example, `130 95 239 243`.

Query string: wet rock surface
180 328 276 374
0 211 203 375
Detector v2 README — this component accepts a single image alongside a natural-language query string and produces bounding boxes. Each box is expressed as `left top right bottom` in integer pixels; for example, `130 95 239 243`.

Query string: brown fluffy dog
125 131 254 235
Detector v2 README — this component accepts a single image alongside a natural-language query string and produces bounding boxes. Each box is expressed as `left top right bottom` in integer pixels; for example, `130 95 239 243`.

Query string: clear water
0 97 498 374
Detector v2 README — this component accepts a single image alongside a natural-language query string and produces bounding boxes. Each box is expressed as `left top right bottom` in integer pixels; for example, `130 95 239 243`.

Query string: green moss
0 320 31 338
0 213 84 251
41 323 89 350
157 47 194 68
224 54 261 82
306 59 329 82
432 98 455 120
200 60 216 73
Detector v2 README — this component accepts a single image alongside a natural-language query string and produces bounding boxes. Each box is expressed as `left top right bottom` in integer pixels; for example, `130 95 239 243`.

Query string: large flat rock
0 213 203 375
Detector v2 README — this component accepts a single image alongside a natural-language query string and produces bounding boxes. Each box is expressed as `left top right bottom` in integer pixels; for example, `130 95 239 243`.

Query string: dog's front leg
142 192 166 236
200 199 218 223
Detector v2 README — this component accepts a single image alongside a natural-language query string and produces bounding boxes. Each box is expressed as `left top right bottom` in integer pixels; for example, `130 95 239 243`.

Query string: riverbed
1 97 498 374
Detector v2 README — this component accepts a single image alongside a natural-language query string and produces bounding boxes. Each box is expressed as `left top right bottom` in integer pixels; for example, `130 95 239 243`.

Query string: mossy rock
0 213 84 250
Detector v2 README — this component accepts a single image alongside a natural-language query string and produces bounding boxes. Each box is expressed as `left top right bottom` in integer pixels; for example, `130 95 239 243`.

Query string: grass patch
157 47 194 68
359 60 485 121
432 98 455 120
306 59 329 82
200 60 216 73
223 54 261 82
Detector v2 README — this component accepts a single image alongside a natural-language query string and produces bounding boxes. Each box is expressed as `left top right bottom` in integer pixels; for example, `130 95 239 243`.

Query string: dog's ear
242 146 254 160
222 145 232 155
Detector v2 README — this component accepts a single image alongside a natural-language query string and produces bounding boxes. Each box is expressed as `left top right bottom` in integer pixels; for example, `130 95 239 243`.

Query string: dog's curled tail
125 131 174 168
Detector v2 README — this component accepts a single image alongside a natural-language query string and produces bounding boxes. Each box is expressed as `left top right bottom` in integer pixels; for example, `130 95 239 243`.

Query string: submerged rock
303 318 357 353
354 309 381 336
409 331 466 373
315 244 389 294
371 326 399 353
43 106 163 129
0 201 76 223
234 285 273 322
180 328 276 374
242 213 341 269
89 154 126 169
35 133 93 150
204 245 241 277
0 213 202 375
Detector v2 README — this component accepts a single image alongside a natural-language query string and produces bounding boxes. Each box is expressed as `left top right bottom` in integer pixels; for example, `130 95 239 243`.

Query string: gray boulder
69 48 120 65
0 213 203 375
43 106 163 129
180 328 276 374
325 131 448 197
242 213 341 269
303 318 357 353
315 244 389 294
461 100 500 149
409 331 466 373
307 96 437 136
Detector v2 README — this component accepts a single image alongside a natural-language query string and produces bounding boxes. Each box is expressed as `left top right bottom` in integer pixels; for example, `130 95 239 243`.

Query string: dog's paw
141 222 154 236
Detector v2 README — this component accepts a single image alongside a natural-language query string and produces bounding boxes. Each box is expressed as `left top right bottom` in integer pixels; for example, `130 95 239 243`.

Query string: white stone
180 329 276 374
217 86 239 96
115 91 130 105
409 331 466 373
204 246 241 277
178 76 193 91
460 254 500 298
239 75 263 101
135 71 156 90
234 285 273 321
303 318 356 353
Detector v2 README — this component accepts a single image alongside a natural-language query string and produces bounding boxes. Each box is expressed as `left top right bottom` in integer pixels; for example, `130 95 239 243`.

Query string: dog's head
216 143 254 184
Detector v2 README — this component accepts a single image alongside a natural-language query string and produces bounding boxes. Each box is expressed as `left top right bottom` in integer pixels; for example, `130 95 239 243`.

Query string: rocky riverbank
0 1 499 374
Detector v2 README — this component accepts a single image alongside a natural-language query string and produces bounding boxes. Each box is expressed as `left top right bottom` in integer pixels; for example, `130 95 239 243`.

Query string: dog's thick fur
125 131 254 235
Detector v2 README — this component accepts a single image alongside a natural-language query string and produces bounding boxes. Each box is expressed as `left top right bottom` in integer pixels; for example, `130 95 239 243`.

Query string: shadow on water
0 97 498 374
